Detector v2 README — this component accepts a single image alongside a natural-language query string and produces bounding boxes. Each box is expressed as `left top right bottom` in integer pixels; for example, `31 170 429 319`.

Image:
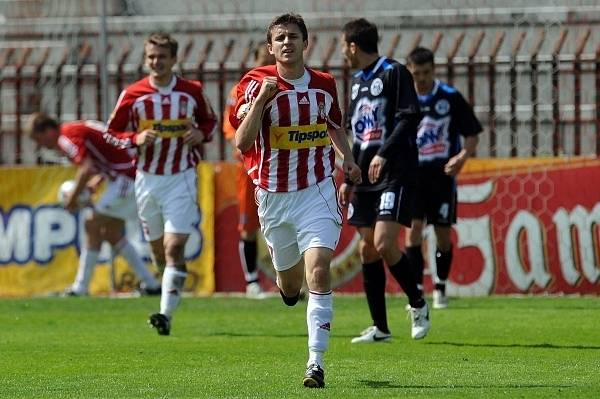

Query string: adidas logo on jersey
299 96 309 105
162 97 171 105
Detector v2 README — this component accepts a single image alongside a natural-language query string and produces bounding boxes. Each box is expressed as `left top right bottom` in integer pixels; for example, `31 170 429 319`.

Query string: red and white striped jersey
104 75 217 175
230 65 342 192
58 121 136 180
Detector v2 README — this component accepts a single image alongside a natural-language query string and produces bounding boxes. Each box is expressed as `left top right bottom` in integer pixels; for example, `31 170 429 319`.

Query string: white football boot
351 325 392 343
246 281 266 299
409 302 430 340
433 289 449 309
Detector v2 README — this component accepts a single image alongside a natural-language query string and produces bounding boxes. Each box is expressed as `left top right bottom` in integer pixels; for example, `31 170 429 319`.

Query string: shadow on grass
359 380 574 389
426 341 600 350
204 332 362 338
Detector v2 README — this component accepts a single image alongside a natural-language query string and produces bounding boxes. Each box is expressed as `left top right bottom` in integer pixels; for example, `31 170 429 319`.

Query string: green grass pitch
1 296 599 398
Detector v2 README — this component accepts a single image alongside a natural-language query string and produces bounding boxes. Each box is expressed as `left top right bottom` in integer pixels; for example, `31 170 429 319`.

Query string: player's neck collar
355 56 386 81
418 79 440 101
149 74 177 94
279 67 310 87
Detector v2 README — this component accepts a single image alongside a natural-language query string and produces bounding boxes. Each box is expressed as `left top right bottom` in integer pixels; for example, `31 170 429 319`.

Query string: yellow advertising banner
0 164 214 297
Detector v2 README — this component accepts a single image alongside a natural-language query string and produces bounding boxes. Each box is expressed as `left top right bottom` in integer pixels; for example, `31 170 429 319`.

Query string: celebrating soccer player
26 113 161 296
104 32 217 335
405 47 482 309
339 18 430 343
229 13 361 388
222 44 274 299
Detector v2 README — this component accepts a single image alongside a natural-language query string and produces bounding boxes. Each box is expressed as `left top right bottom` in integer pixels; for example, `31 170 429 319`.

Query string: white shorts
94 175 138 221
135 168 200 241
256 176 342 271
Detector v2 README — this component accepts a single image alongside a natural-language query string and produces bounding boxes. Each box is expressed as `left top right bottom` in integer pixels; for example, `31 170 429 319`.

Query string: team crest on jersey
351 83 360 100
318 102 327 119
434 98 450 115
179 97 188 113
370 78 384 96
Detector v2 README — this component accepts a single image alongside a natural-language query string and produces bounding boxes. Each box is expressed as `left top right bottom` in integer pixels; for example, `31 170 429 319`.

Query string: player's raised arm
234 75 277 152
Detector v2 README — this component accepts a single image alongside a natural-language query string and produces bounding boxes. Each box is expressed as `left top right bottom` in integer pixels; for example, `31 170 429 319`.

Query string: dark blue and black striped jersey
346 56 421 191
416 80 482 169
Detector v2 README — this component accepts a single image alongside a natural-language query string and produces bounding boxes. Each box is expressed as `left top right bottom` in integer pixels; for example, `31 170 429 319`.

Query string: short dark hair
408 47 435 66
267 13 308 44
26 112 59 137
145 31 178 57
342 18 379 54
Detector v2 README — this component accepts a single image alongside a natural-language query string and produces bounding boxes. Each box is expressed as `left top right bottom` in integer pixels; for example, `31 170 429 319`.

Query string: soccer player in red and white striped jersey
230 13 361 388
26 113 160 297
234 64 342 193
104 32 217 336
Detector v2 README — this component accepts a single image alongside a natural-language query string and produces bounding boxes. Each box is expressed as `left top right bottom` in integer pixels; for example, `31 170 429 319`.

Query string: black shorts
413 169 457 226
347 183 415 228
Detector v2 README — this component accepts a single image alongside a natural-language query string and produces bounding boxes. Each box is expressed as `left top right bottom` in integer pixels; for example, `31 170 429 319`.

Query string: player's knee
437 237 452 252
408 223 424 246
306 264 330 292
358 239 379 263
83 217 102 236
374 236 395 259
164 241 186 262
103 226 125 247
435 227 452 251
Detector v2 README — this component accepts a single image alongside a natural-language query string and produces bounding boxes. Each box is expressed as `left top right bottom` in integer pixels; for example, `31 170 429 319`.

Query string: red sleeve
57 125 87 165
326 75 342 130
192 83 217 143
104 89 138 148
229 71 263 130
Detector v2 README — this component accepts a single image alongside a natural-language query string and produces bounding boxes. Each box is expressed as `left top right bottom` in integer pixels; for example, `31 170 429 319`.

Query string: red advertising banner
214 158 600 295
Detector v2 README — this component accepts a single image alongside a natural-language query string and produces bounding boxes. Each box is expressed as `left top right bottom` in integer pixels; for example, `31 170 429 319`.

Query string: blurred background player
26 113 161 296
405 47 482 309
339 18 430 343
222 44 274 298
104 32 217 335
231 13 361 388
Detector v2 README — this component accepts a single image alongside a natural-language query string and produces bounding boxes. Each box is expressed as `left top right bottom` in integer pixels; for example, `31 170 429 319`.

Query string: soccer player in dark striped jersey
339 18 430 343
405 47 482 309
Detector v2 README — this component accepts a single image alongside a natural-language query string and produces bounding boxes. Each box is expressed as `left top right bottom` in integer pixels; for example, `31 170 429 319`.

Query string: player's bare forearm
329 128 354 162
72 158 95 200
330 128 362 184
235 99 266 153
445 136 479 176
463 135 479 159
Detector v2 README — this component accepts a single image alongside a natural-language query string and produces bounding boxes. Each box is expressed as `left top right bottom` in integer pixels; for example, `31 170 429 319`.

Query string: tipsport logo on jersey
269 123 331 150
138 119 190 138
350 97 387 147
